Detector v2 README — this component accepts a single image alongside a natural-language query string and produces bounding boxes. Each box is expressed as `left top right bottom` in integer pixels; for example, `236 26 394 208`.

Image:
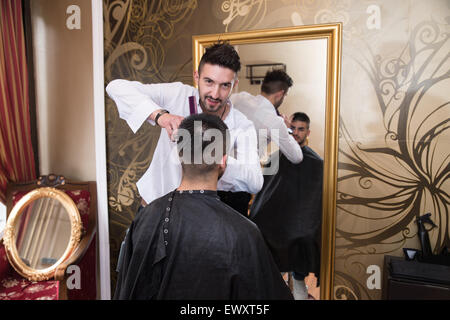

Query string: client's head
175 113 229 184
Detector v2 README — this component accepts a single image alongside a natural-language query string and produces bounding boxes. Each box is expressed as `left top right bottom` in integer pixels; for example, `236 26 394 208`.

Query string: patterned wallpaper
103 0 450 299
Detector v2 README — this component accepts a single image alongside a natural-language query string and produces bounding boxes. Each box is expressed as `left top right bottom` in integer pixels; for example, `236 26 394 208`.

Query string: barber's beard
200 96 227 115
273 100 282 109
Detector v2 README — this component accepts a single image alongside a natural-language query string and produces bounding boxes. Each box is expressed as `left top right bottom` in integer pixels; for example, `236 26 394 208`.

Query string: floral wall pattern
335 13 449 299
103 0 449 298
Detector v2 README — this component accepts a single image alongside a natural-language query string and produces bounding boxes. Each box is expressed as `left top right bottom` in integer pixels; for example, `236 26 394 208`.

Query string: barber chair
0 174 97 300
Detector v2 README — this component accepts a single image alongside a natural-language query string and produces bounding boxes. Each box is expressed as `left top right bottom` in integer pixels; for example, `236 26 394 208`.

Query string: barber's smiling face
194 63 237 115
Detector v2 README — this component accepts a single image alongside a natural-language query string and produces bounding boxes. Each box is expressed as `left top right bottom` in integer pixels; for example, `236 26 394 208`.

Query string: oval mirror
3 187 82 281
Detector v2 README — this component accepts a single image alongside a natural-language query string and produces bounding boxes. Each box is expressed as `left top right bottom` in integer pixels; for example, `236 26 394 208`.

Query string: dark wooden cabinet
382 255 450 300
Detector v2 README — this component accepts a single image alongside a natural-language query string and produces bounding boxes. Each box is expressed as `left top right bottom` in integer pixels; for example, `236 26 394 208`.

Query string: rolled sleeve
106 79 171 133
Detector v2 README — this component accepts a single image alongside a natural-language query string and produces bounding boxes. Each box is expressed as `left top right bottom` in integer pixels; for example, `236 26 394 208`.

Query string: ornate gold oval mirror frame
193 23 342 300
3 187 82 281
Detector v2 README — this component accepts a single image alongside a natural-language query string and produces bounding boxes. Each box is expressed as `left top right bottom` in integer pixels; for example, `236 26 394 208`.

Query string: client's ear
276 89 285 99
217 154 228 180
220 154 228 170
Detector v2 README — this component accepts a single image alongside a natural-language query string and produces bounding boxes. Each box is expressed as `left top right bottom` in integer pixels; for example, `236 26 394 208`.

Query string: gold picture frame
3 187 82 281
192 23 342 300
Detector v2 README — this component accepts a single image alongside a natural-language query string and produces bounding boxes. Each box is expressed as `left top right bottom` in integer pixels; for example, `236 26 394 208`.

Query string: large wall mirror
193 23 342 300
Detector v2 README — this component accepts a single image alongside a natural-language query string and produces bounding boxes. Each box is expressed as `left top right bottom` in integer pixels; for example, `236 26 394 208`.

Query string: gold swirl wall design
219 0 267 32
335 17 450 299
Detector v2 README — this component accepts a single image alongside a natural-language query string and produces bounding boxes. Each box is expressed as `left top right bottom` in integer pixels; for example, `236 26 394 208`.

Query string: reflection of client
249 112 323 300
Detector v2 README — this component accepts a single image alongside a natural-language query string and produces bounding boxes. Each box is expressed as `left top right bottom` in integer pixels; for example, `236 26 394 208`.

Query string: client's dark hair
261 69 293 94
176 113 229 177
291 112 310 128
198 42 241 74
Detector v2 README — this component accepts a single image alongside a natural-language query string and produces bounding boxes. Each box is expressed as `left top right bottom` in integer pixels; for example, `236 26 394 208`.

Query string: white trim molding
91 0 111 300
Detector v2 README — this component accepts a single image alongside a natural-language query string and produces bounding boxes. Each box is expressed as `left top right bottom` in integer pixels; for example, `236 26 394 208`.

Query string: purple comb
189 96 197 115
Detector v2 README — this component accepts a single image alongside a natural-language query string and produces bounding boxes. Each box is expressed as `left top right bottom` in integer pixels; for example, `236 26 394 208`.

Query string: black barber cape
114 190 293 300
249 146 323 279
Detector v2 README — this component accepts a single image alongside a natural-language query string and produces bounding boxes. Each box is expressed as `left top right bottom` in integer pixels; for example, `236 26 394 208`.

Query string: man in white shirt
230 70 303 167
106 43 263 213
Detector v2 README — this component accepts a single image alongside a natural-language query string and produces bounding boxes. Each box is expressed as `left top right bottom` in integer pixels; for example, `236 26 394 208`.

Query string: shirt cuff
127 99 158 133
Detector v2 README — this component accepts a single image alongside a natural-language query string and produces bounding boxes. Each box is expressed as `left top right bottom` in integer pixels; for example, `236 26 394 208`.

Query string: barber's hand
281 114 291 128
157 113 184 140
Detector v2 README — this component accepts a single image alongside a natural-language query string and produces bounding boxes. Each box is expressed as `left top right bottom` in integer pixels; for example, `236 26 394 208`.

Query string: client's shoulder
134 193 172 221
217 203 261 235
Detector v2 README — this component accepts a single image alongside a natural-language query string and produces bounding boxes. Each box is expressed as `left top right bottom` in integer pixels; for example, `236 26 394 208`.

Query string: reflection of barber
229 70 303 216
106 43 262 212
230 70 303 164
249 112 323 300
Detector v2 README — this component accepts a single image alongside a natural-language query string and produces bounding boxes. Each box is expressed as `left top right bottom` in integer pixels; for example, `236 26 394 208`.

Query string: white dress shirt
230 92 303 163
106 80 263 204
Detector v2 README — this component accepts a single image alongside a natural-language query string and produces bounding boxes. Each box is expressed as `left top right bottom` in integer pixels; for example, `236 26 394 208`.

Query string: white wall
28 0 110 299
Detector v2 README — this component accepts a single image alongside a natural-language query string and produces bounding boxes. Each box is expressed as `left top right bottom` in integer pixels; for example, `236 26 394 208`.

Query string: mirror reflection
229 39 326 300
14 197 71 270
191 22 344 299
233 39 327 158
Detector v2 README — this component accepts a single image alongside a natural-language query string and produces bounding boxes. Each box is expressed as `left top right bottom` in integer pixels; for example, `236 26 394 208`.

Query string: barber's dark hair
291 112 310 128
176 113 229 176
261 69 293 94
198 42 241 74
